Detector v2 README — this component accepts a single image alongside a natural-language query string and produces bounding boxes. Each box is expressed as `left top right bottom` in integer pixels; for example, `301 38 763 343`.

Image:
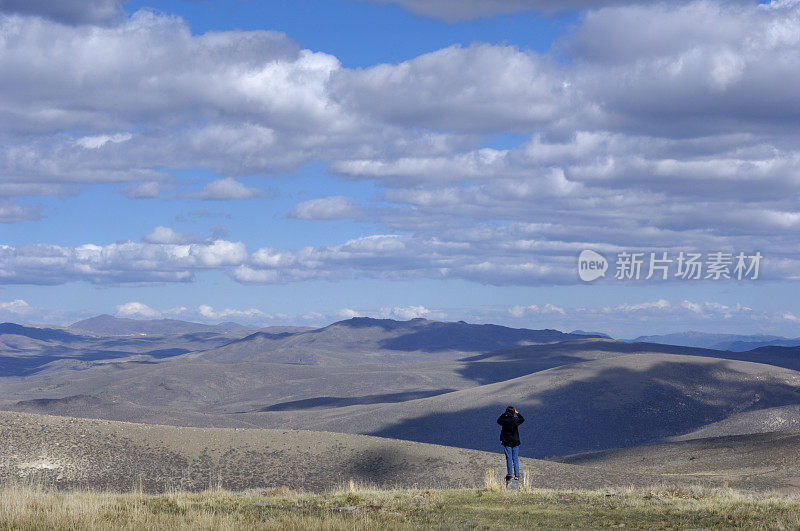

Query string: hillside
270 352 800 458
4 319 800 462
556 431 800 491
3 411 800 495
197 317 600 365
0 411 651 493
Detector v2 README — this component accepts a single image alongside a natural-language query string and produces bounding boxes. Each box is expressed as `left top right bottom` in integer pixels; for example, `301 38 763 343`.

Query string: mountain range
2 315 800 468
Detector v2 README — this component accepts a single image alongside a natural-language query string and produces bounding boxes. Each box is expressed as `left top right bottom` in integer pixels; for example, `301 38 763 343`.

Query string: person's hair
505 405 515 415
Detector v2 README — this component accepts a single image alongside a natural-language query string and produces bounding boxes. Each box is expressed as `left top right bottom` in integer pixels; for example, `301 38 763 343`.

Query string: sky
1 0 800 338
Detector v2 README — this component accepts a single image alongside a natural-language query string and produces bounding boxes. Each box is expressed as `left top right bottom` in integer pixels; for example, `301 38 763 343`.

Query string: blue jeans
503 445 519 477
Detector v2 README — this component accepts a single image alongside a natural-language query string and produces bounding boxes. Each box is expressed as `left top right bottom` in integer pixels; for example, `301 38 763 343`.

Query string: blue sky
1 0 800 337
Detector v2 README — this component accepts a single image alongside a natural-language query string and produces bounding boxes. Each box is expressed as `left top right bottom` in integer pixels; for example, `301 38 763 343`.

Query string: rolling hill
4 318 800 465
0 411 655 493
261 351 800 458
197 317 599 365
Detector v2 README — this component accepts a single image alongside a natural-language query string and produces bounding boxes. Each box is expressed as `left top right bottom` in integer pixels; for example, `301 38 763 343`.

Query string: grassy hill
2 484 799 529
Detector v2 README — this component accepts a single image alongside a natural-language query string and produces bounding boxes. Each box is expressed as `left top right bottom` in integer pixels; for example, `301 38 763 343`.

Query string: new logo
578 250 608 282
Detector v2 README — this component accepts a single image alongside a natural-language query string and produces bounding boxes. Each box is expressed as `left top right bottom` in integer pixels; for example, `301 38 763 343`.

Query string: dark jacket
497 412 524 447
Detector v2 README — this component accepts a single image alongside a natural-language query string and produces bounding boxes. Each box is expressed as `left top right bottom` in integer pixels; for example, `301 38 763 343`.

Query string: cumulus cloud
0 0 122 25
230 265 279 284
116 301 160 318
197 304 263 320
613 299 671 312
509 303 566 317
195 178 264 200
379 305 430 320
3 1 800 291
124 181 161 199
0 239 248 285
0 199 42 223
141 226 200 245
289 196 362 220
76 132 132 149
0 298 32 314
337 308 363 319
331 43 567 133
364 0 680 21
564 1 800 136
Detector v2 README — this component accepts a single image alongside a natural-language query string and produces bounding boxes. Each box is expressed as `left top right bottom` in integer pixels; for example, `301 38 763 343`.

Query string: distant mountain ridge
632 331 800 352
68 314 255 336
199 316 605 365
570 329 612 339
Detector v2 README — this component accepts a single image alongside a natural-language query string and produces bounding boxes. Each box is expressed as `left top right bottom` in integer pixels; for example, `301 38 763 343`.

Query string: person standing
497 405 524 481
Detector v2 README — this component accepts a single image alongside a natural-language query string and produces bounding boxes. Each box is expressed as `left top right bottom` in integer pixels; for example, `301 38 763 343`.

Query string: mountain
0 322 85 343
724 338 800 352
68 314 255 336
197 317 602 365
570 329 612 339
5 318 800 462
11 336 800 461
274 349 800 458
631 331 799 351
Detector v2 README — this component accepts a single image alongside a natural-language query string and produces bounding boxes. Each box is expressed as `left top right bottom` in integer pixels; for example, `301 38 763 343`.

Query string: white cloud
289 196 361 220
230 265 280 284
197 304 263 320
364 0 682 21
76 132 132 149
141 226 200 245
379 305 430 320
0 299 33 314
195 178 264 200
0 183 73 197
124 181 161 199
0 199 42 223
192 240 248 267
336 308 363 319
509 303 566 317
0 0 123 25
0 239 250 285
332 43 567 133
682 300 704 314
614 299 671 312
783 312 800 323
2 2 800 292
116 302 160 318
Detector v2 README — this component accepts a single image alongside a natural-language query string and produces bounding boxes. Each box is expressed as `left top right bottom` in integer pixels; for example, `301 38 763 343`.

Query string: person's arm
497 415 504 425
516 412 524 424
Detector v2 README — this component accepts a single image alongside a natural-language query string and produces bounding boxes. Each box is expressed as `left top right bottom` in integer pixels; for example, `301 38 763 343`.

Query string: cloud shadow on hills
0 347 190 377
456 339 800 386
367 359 800 458
378 325 579 353
252 389 458 412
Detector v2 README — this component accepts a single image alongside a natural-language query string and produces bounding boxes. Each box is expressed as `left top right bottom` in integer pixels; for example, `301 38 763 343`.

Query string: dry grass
2 480 800 530
483 466 535 491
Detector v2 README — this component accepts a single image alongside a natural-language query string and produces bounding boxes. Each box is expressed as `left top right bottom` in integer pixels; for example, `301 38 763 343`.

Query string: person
497 405 524 481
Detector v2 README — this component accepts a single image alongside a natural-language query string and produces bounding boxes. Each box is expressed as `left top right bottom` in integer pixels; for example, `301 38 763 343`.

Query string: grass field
2 477 800 530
